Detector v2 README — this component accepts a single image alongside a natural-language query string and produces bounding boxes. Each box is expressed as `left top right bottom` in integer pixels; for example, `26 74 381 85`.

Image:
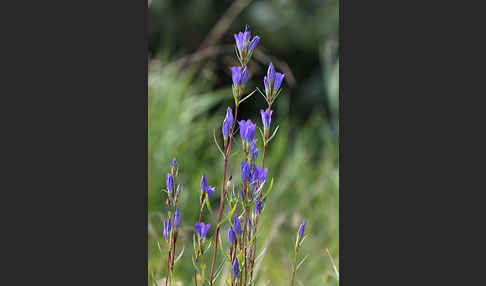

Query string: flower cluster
264 62 285 106
195 222 211 238
162 158 183 285
234 24 260 67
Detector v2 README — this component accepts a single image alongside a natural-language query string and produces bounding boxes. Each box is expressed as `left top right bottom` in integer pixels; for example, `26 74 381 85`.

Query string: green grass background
149 0 339 284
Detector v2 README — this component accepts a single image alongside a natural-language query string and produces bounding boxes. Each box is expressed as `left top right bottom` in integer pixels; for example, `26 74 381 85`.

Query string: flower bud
174 208 181 228
226 175 232 190
298 220 307 237
166 173 174 192
232 257 240 278
171 157 178 176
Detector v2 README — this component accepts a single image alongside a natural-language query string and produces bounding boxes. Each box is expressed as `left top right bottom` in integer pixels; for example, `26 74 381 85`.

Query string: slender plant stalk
260 146 266 171
243 209 249 286
166 250 171 286
170 231 177 285
241 183 250 286
249 215 259 282
290 245 299 286
209 102 239 285
194 193 207 286
248 114 269 283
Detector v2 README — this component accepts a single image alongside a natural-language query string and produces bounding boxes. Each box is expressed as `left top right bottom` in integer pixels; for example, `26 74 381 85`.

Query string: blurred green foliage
149 0 338 285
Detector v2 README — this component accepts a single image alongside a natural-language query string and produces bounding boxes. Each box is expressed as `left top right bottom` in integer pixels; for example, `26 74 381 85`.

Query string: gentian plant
161 25 308 286
161 158 184 286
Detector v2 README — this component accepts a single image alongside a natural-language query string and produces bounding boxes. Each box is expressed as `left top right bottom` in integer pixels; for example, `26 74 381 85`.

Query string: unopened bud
226 175 232 189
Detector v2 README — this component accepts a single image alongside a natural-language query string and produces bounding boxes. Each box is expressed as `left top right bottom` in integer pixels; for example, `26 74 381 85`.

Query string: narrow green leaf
257 126 265 145
212 262 225 283
213 128 225 158
157 241 162 254
266 125 280 144
272 87 283 104
174 246 185 264
205 192 214 215
261 177 274 201
204 240 212 253
192 255 201 274
296 254 309 270
299 234 309 247
218 202 238 227
255 86 267 102
239 89 257 104
193 234 198 256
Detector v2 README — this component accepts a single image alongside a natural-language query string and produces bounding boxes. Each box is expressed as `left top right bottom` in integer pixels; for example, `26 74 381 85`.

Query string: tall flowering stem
208 95 239 285
248 63 283 283
290 220 307 286
163 158 181 286
193 174 215 285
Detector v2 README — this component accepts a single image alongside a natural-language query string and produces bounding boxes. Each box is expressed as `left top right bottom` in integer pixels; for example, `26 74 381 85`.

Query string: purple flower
232 257 240 278
233 215 242 235
171 157 178 169
174 208 181 227
195 222 211 238
248 36 260 52
222 107 234 138
238 119 256 143
206 185 216 199
264 62 285 99
250 164 259 184
255 199 263 213
166 173 174 191
200 173 207 193
298 220 306 237
234 24 260 55
230 66 248 86
163 218 171 241
244 24 251 41
241 160 251 183
257 167 268 183
260 109 273 128
234 32 245 51
256 197 267 213
200 173 216 200
228 226 235 244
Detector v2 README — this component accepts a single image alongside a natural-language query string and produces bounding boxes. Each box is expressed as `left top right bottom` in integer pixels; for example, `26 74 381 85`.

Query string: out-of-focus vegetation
149 0 339 285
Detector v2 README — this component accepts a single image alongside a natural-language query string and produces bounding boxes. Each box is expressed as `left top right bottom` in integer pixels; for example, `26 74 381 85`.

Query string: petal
244 24 251 41
273 72 285 91
248 36 260 51
238 120 247 138
267 62 275 81
234 33 244 51
240 66 248 84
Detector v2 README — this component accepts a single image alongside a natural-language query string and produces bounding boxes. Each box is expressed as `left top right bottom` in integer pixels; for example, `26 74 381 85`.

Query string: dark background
2 0 470 286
